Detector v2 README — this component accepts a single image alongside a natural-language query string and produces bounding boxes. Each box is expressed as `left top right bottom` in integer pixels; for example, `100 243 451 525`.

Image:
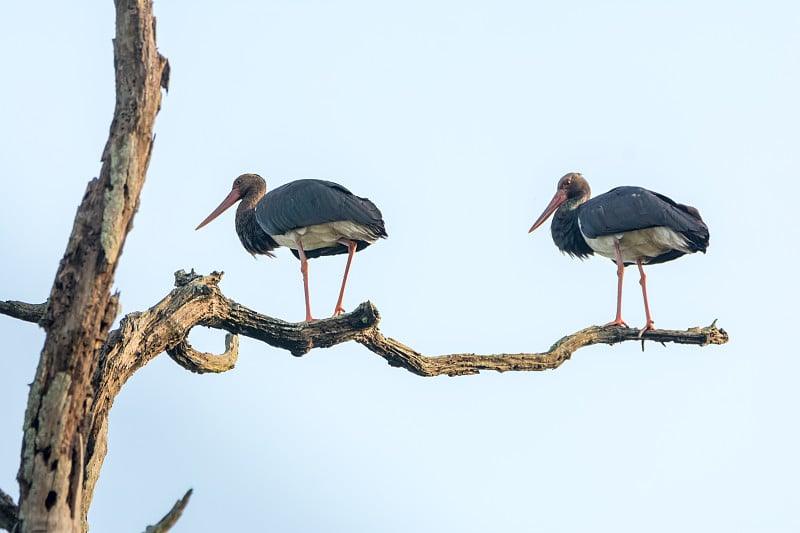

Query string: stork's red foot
638 320 655 337
603 318 629 328
332 306 346 317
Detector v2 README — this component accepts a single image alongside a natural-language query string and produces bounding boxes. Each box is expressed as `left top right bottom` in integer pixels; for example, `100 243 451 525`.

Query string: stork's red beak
195 185 242 230
528 189 568 233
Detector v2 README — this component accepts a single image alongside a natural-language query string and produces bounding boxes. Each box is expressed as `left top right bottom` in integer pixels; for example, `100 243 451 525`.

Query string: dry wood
0 301 45 323
2 266 728 533
355 321 727 377
143 489 192 533
13 0 168 531
4 269 729 378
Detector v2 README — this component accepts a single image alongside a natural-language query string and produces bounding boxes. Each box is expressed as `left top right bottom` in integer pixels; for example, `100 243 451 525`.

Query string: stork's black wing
255 179 387 238
578 186 709 252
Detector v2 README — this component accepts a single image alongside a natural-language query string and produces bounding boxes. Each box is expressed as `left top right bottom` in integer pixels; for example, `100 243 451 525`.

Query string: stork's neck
234 189 266 252
551 198 593 258
237 190 261 218
236 200 256 235
551 199 580 239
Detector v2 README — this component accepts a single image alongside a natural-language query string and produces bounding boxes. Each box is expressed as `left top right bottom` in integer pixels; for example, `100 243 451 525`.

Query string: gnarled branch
355 322 728 377
4 268 729 532
102 270 730 381
129 270 728 378
5 270 730 382
79 270 381 515
166 334 239 374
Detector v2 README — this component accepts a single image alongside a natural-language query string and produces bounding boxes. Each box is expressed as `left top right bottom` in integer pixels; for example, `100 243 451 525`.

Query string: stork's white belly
582 226 689 262
272 220 377 250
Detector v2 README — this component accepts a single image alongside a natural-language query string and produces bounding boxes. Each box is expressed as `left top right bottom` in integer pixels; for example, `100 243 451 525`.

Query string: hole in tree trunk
45 490 57 510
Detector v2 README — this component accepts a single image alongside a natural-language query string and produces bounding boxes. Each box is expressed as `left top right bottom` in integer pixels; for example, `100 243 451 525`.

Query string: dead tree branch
0 300 45 324
166 334 239 374
79 270 380 524
4 270 730 382
2 265 728 530
95 270 733 381
143 489 192 533
355 321 727 377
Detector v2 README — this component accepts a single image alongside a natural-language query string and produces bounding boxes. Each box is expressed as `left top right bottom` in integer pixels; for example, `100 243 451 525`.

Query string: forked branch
1 269 728 532
2 269 729 380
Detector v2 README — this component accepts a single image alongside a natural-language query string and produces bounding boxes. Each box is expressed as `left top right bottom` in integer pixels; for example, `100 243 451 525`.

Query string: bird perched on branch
528 172 709 334
196 173 387 322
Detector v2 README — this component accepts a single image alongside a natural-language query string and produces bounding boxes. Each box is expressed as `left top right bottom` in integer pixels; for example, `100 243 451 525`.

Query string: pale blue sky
2 1 799 531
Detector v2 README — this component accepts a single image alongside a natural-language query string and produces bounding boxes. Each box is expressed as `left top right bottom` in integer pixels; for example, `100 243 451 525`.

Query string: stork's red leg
332 239 357 317
295 238 315 322
603 241 629 328
636 258 655 336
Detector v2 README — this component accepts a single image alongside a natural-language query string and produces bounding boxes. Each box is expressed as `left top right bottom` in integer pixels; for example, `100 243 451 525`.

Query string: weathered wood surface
12 0 169 531
3 270 729 377
0 301 46 323
355 321 727 377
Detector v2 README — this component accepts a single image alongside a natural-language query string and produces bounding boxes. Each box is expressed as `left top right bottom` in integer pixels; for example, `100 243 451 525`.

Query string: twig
143 489 192 533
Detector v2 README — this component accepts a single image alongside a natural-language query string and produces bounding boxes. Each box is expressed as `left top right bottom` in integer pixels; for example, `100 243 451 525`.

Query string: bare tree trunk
15 0 168 531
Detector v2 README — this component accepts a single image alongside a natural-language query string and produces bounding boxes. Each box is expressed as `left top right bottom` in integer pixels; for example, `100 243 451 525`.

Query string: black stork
528 172 709 334
196 173 387 322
